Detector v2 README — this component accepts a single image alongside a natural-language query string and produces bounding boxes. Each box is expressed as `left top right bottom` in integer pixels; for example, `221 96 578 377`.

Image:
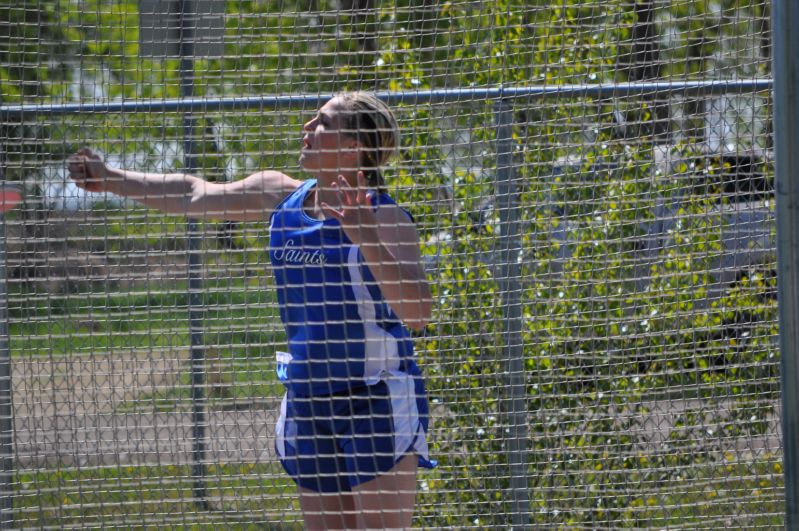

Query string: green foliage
2 0 780 527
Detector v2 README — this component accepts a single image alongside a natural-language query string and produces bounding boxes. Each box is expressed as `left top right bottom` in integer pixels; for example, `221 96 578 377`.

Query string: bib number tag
275 351 292 382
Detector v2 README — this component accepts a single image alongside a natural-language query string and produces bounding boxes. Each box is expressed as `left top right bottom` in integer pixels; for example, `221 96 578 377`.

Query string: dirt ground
11 352 281 468
9 350 783 471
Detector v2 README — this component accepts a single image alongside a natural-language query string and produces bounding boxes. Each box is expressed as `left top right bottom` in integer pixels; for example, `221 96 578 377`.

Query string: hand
67 147 108 193
320 171 379 245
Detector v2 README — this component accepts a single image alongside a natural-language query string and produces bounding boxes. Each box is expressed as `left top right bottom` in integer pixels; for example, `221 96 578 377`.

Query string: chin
298 156 313 171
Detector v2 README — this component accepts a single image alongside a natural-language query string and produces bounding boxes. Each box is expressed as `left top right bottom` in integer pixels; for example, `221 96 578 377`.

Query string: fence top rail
0 80 773 119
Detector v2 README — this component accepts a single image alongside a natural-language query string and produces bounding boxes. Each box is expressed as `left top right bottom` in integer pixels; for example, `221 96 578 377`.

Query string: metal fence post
494 98 531 529
0 152 18 529
177 0 209 509
773 0 799 526
0 212 12 529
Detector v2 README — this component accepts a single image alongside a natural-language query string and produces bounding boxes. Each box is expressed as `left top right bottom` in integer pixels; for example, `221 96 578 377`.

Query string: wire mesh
0 0 782 528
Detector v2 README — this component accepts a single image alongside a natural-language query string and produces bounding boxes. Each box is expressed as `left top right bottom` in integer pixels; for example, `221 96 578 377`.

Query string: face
299 98 359 176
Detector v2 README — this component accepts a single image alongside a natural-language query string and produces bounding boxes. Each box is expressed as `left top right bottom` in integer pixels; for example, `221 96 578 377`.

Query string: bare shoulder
238 170 303 194
220 170 303 206
375 200 415 224
198 171 303 221
375 201 420 244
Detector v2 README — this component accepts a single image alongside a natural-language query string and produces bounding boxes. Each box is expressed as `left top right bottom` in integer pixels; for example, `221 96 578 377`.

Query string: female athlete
67 91 434 530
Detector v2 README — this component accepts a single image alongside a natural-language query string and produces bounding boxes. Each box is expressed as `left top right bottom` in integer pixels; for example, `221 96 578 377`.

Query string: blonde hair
335 91 400 191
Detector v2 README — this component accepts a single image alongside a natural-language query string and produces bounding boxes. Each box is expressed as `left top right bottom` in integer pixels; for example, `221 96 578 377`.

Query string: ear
343 139 364 165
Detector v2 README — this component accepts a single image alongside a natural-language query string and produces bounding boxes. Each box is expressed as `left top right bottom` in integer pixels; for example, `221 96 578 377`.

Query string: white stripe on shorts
275 392 289 459
385 370 430 463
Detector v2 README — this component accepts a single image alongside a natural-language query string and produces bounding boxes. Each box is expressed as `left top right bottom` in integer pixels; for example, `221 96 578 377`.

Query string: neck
318 167 359 196
306 170 359 219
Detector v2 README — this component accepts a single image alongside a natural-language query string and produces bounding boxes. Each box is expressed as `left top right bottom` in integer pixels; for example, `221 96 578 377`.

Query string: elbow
185 182 213 219
390 275 433 332
404 296 433 333
405 318 430 333
185 197 220 220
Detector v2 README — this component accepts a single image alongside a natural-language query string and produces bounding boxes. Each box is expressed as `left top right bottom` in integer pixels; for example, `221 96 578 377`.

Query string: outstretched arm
67 148 301 221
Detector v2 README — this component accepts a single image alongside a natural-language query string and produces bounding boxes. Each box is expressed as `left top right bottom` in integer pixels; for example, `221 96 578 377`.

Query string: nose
303 117 316 132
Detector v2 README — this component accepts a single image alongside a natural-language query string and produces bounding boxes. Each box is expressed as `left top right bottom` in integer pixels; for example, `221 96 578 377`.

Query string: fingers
66 148 105 192
320 202 343 220
67 157 86 178
338 172 371 206
336 175 354 206
355 171 368 205
72 147 98 163
67 148 94 173
67 154 89 174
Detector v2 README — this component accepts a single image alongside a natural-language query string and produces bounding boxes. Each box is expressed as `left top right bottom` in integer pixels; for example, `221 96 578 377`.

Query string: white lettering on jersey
272 239 327 265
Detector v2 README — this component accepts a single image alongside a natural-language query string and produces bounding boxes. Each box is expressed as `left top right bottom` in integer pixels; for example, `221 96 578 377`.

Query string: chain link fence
0 0 783 528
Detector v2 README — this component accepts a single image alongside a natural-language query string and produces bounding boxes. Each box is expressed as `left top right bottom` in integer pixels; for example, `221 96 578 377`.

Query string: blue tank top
269 179 418 396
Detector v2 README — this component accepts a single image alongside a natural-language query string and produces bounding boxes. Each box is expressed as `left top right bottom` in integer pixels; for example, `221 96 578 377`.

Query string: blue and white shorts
275 371 435 493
